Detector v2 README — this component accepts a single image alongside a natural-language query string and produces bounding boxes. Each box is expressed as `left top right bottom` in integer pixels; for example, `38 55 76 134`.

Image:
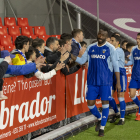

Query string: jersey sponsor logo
134 57 140 60
91 54 106 59
102 116 106 118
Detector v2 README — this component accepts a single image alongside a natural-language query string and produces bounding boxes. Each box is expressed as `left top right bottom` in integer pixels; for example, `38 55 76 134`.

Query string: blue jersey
76 42 119 86
125 46 140 80
116 48 126 75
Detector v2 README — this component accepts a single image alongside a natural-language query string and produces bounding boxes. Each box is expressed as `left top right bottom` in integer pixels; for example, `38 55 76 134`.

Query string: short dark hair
126 43 135 50
137 33 140 36
46 37 58 48
121 40 128 46
112 32 120 36
72 29 83 38
59 39 66 47
60 33 72 43
80 41 87 47
111 34 121 44
25 46 35 60
15 35 29 50
32 38 45 48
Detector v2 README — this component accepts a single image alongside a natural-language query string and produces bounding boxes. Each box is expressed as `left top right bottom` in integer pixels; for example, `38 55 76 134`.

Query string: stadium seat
0 18 3 26
0 26 8 35
12 35 19 45
17 18 29 27
0 35 13 47
4 45 15 52
28 35 37 39
8 26 21 36
34 26 46 36
21 26 33 36
39 35 50 43
51 35 61 39
4 17 16 27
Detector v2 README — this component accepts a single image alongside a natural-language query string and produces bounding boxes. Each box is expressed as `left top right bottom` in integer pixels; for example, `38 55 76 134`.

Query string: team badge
103 49 106 53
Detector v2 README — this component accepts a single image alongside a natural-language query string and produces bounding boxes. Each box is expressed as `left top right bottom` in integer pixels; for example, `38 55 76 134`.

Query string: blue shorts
129 79 140 90
86 85 112 101
112 74 127 92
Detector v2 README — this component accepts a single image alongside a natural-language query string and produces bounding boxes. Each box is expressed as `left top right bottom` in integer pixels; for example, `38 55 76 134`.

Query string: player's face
110 37 117 47
97 30 107 45
136 35 140 46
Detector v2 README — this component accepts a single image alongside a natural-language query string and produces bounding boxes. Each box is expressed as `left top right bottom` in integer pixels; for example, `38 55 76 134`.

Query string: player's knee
130 93 135 98
87 100 95 106
102 100 109 105
117 92 124 97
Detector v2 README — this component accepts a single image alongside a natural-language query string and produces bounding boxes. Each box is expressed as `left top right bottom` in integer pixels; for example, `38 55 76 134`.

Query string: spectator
121 40 128 51
11 35 30 65
0 50 14 100
32 38 69 73
59 39 81 75
125 43 135 61
25 46 65 80
44 37 61 64
71 29 84 56
80 41 87 54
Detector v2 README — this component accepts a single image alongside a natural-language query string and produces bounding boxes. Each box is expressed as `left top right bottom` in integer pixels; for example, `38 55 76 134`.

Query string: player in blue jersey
125 33 140 121
109 35 127 125
71 29 121 137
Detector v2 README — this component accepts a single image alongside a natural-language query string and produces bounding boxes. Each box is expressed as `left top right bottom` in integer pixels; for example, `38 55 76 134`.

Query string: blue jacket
71 41 80 56
6 63 36 76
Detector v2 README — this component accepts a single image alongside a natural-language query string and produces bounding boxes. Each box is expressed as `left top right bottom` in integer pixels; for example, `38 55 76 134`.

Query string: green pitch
68 114 140 140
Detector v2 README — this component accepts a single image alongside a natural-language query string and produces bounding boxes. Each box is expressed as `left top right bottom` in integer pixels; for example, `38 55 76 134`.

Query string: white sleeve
35 69 56 80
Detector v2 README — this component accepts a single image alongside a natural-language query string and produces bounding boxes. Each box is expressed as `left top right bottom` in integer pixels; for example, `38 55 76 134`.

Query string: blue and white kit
112 48 127 92
76 42 119 100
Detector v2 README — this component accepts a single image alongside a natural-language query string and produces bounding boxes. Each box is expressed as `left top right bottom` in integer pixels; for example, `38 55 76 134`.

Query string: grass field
68 114 140 140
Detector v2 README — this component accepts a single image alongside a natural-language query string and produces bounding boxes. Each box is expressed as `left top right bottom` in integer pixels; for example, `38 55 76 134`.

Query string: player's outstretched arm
71 47 88 65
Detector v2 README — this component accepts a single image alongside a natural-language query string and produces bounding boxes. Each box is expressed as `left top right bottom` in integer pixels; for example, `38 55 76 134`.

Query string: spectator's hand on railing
82 62 88 69
35 56 46 64
36 63 46 70
55 62 65 71
60 52 69 62
4 56 12 64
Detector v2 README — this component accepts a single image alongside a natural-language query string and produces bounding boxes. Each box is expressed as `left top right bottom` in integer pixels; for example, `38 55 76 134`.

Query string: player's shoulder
116 47 124 53
132 45 138 52
87 42 98 50
105 42 115 50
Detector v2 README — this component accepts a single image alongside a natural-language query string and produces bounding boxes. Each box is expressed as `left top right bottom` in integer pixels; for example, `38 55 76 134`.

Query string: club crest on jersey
103 49 106 53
